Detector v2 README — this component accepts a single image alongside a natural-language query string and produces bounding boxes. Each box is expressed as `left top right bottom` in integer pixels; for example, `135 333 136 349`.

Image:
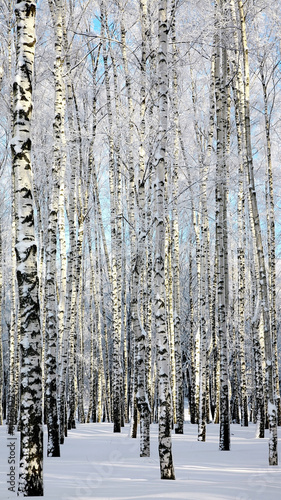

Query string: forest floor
0 420 281 499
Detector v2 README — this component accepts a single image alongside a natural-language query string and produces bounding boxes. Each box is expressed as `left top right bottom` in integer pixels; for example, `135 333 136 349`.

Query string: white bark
8 185 18 434
155 0 175 480
228 0 248 427
260 60 281 426
11 0 43 494
100 0 122 433
215 0 230 451
238 0 278 466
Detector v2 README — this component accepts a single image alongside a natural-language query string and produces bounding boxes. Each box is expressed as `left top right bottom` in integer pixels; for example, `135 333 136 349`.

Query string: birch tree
259 56 281 427
229 0 248 428
100 0 122 433
237 0 278 465
155 0 175 480
11 0 43 494
215 0 230 451
170 0 184 435
44 0 67 457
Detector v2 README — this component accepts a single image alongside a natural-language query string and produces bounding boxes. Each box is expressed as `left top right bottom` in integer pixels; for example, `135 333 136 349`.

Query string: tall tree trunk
128 0 152 456
187 253 196 424
238 0 278 466
45 0 67 457
155 0 175 480
230 0 262 433
11 0 43 494
170 1 184 434
100 0 122 433
259 61 281 427
8 187 18 435
215 0 230 451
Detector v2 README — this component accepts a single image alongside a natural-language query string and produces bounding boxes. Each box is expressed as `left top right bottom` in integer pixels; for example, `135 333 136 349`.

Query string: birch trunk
6 0 19 434
198 235 207 441
188 253 196 424
11 0 43 494
229 0 264 433
155 0 175 480
8 188 18 435
251 278 265 438
165 220 176 428
100 0 122 433
118 15 138 435
63 21 83 436
232 80 248 427
68 218 84 429
65 57 92 429
260 62 281 427
170 2 184 433
178 127 200 423
45 0 67 457
77 261 86 424
215 0 230 451
130 0 151 455
189 40 216 435
238 0 278 465
229 0 248 428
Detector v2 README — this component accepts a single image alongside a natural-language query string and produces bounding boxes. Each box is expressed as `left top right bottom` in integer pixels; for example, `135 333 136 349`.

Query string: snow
0 422 281 499
10 135 24 155
21 336 30 350
268 401 277 415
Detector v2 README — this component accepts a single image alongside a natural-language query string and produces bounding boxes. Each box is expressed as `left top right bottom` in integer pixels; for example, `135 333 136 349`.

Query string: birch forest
0 0 281 495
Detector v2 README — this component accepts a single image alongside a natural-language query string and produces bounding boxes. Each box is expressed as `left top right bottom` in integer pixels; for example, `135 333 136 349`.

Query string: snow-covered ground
0 422 280 499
